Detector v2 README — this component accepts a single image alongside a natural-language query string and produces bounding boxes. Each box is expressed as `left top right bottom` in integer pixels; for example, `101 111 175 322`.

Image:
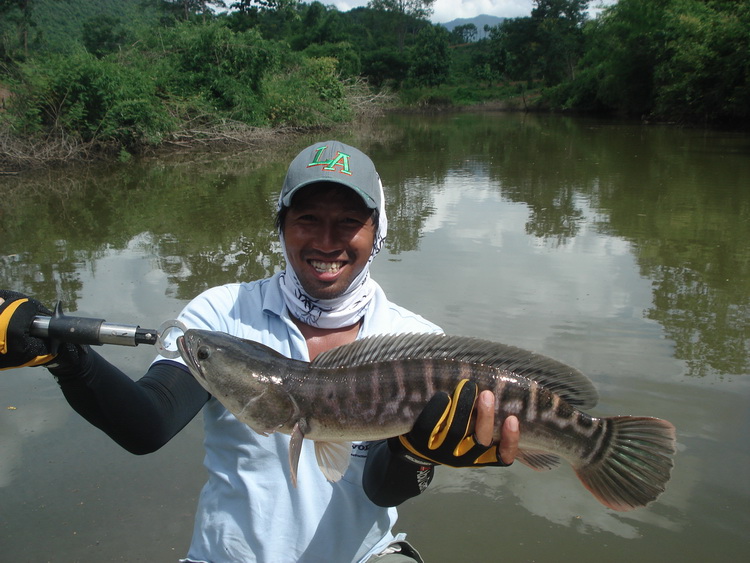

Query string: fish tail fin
575 416 676 511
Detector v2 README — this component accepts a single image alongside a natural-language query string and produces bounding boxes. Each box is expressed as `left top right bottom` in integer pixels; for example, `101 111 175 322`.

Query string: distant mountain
438 14 505 39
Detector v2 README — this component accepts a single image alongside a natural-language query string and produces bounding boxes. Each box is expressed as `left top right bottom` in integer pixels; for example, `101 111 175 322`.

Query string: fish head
177 329 297 435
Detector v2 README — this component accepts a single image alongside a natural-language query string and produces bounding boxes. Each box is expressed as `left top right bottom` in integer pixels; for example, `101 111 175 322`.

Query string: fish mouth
176 335 206 381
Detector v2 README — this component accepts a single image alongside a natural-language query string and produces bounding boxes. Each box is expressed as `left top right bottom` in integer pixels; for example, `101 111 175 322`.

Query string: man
0 141 519 562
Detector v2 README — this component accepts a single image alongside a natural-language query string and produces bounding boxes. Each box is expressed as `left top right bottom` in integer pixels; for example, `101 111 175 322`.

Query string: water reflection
2 114 748 380
372 114 749 378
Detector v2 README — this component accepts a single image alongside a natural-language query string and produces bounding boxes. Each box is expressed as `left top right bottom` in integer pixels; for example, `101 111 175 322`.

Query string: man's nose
314 221 343 251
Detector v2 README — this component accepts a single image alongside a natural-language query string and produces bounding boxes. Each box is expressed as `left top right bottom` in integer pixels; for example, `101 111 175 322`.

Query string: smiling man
0 140 519 563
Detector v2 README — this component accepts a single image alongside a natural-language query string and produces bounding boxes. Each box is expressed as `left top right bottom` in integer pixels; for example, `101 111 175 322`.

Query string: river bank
1 93 537 172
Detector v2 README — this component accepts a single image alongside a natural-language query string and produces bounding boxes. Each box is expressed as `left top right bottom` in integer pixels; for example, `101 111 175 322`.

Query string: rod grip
29 303 157 347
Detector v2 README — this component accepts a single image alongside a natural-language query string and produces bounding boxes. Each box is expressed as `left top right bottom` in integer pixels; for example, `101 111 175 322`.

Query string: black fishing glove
0 289 57 370
389 379 510 468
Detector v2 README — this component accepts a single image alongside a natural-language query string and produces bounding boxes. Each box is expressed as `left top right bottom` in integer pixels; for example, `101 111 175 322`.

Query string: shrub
262 56 351 126
7 50 173 148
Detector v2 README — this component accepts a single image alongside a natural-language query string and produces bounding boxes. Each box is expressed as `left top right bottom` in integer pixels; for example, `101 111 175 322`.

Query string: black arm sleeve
363 439 435 507
48 348 209 454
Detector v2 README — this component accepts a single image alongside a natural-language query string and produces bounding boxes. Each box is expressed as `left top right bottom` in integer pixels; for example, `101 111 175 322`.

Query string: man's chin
299 278 344 300
306 286 345 301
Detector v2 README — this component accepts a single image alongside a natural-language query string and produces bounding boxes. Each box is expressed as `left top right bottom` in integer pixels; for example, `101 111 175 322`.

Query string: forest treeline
0 0 747 165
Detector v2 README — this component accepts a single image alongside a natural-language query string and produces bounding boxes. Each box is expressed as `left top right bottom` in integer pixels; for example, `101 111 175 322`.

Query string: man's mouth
310 260 344 274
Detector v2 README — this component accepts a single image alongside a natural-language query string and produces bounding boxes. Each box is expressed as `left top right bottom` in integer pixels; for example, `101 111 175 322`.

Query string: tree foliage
545 0 750 124
408 24 450 87
81 15 129 58
367 0 435 20
654 0 750 124
449 23 477 45
486 0 589 85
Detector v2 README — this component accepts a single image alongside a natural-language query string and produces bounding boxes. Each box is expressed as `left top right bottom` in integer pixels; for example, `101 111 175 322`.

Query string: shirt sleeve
50 348 209 454
362 439 435 507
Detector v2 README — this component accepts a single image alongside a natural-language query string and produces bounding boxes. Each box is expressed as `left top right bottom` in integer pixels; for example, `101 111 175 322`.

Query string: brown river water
1 111 748 562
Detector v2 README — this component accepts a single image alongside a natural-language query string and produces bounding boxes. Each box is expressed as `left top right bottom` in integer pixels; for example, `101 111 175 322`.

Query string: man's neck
291 316 362 361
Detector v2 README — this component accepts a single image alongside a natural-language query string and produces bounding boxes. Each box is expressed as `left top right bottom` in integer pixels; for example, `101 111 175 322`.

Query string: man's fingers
499 415 520 465
474 390 495 447
474 390 520 465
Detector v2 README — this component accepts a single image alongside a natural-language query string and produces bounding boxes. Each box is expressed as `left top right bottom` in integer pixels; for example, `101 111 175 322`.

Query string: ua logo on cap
307 145 352 176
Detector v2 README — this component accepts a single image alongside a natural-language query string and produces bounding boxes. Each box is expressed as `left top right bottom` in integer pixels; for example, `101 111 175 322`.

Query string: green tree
531 0 589 83
0 0 45 56
487 17 538 82
159 0 226 20
368 0 434 50
542 0 748 125
548 0 669 116
367 0 435 20
287 1 347 50
654 0 750 124
231 0 297 12
81 15 129 58
486 1 588 85
408 24 450 86
449 23 477 44
361 46 410 87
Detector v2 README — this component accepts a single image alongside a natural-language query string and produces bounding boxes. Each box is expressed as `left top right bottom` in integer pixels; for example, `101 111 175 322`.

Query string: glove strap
394 435 438 467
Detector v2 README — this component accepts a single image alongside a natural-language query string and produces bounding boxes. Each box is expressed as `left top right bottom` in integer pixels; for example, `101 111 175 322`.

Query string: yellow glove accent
427 379 476 456
0 297 56 369
0 298 27 355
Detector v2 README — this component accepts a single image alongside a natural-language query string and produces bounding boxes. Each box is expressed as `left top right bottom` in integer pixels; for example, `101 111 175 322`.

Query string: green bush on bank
263 56 351 127
1 19 359 158
6 49 174 147
147 23 280 125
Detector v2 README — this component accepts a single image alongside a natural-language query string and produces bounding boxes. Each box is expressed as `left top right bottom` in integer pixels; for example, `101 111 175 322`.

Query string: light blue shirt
168 273 440 563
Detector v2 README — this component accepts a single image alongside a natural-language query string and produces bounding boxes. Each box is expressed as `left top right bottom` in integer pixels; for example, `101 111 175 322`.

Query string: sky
324 1 613 23
327 1 547 23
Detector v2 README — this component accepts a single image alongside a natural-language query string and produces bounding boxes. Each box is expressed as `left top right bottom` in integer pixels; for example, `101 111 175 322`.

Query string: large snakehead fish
177 330 676 511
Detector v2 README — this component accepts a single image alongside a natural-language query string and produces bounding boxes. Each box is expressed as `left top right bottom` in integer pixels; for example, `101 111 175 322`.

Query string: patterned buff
277 141 388 329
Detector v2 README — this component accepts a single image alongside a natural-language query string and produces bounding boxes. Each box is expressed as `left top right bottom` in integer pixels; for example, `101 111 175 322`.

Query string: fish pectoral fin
516 449 563 471
288 420 309 488
314 441 351 483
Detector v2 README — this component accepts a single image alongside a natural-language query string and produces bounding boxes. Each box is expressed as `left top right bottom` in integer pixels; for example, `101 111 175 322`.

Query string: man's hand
0 290 57 370
389 379 519 467
475 389 519 465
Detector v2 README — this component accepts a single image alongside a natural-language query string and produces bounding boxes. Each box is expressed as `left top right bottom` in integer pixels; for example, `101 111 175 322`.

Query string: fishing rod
27 303 185 358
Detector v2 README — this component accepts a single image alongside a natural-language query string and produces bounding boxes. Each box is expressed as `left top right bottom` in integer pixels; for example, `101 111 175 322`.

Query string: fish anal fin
288 420 308 488
314 441 352 483
516 449 563 471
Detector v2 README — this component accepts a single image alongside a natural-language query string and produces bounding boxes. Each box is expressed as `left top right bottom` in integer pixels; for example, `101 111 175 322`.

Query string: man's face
282 184 376 301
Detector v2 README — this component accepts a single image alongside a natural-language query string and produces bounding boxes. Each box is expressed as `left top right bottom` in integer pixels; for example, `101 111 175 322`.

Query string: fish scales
289 358 474 438
177 329 677 511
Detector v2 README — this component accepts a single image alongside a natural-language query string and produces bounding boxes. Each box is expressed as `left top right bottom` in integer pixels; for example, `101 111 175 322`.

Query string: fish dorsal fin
312 333 598 409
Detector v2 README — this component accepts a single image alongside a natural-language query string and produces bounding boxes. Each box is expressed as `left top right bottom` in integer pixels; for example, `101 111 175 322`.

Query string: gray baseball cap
279 140 382 210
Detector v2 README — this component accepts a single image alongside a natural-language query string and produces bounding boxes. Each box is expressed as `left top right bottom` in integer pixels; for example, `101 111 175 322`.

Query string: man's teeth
310 260 343 273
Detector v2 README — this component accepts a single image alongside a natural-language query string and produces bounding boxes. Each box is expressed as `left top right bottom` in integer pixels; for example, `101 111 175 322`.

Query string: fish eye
197 346 211 361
